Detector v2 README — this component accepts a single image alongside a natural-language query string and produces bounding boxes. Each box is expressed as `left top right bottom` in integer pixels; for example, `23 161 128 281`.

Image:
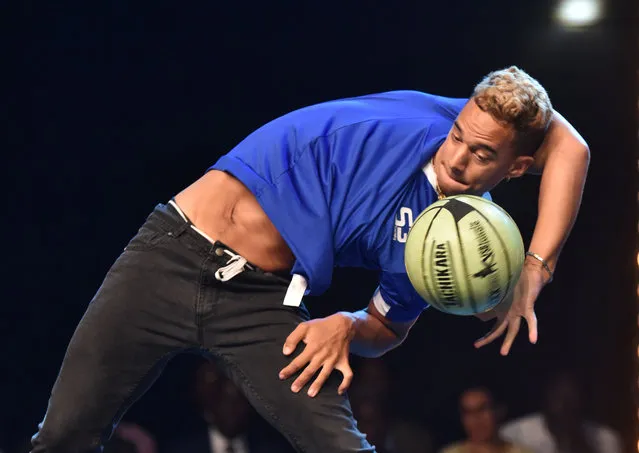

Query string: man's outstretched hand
279 314 354 397
474 261 548 355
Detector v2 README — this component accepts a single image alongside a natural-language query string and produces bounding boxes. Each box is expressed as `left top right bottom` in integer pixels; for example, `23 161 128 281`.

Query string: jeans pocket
124 224 169 252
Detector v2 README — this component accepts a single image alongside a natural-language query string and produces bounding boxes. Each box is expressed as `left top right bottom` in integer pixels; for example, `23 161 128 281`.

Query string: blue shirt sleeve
374 271 429 322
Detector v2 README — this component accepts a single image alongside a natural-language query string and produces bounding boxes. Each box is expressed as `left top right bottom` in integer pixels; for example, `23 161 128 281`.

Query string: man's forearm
528 112 590 272
339 310 404 358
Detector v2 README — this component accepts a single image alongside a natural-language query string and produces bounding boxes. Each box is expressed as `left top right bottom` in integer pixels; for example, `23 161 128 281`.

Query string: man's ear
507 155 535 179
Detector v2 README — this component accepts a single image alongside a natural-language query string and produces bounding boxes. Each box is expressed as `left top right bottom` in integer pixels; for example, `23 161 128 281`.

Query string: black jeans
31 203 374 453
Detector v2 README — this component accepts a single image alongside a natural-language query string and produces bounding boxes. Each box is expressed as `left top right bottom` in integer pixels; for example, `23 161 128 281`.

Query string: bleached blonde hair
472 66 553 155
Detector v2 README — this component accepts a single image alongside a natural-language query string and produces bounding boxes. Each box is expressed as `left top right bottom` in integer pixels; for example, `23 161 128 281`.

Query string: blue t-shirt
211 91 470 321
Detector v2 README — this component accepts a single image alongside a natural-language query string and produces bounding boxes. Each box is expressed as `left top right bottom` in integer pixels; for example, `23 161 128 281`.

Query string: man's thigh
203 271 375 453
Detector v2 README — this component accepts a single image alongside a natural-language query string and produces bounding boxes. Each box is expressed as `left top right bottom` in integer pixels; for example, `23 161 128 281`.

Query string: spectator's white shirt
209 427 248 453
500 414 621 453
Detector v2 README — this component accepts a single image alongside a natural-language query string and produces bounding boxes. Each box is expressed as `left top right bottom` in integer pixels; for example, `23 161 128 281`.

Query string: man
103 423 157 453
31 66 589 453
440 386 531 453
500 371 621 453
163 359 295 453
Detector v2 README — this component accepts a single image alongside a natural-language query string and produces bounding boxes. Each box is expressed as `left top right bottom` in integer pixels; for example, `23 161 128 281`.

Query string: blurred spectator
352 399 396 453
350 357 397 452
388 418 434 453
441 386 532 453
500 371 621 453
350 357 392 407
105 422 158 453
350 357 434 453
162 359 294 453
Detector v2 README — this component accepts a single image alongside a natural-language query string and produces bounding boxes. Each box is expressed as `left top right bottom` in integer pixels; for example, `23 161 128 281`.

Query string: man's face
434 99 533 196
460 390 498 443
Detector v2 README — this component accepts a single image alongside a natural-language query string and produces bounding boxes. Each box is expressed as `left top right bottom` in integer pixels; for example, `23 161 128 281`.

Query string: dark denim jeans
31 202 374 453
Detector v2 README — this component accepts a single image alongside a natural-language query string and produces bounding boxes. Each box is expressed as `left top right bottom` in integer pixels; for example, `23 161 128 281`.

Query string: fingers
307 361 335 398
281 351 352 398
475 310 538 355
280 317 355 397
474 318 508 349
283 323 308 355
526 310 538 344
279 349 312 380
337 361 353 395
291 358 324 394
294 357 353 398
308 356 354 397
499 309 539 355
499 317 521 356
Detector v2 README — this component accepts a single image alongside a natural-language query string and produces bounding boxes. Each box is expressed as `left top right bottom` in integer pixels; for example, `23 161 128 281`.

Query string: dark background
7 1 638 452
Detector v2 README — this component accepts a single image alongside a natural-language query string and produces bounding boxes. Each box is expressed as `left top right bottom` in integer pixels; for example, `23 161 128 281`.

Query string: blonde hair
472 66 553 155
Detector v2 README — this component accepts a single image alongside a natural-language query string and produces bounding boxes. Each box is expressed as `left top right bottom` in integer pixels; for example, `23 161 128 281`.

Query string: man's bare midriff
174 170 295 272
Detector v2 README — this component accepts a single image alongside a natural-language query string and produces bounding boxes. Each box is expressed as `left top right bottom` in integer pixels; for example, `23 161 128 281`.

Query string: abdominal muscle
174 170 295 272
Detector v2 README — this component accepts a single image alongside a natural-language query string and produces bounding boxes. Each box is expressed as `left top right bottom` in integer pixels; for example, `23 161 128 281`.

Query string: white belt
168 200 248 282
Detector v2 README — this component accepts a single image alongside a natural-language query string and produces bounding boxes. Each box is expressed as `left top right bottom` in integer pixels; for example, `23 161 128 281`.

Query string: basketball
404 195 524 316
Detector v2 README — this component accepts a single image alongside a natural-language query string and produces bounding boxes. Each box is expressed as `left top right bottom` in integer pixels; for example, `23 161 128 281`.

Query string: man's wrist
524 253 554 284
336 311 357 341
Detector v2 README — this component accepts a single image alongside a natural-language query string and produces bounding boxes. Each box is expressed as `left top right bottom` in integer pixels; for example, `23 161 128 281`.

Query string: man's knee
313 416 375 452
285 392 375 452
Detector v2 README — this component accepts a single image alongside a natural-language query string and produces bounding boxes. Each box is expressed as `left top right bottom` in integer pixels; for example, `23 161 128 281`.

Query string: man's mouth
441 163 466 186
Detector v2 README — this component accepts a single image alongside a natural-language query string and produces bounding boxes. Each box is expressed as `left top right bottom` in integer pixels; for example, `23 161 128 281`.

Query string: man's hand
279 313 354 398
474 260 548 355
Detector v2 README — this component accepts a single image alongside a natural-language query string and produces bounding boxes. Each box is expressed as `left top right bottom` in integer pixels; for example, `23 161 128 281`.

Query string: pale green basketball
404 195 524 316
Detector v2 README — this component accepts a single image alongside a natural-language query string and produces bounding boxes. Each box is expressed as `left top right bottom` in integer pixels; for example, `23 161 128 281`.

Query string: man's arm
526 110 590 272
475 110 590 354
278 298 418 396
341 299 417 358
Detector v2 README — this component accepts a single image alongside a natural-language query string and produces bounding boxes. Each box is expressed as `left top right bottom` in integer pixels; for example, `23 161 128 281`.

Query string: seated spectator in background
441 386 531 453
350 357 397 452
352 399 396 453
388 418 434 453
162 359 294 453
500 371 621 453
349 357 436 453
349 357 392 408
104 422 158 453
